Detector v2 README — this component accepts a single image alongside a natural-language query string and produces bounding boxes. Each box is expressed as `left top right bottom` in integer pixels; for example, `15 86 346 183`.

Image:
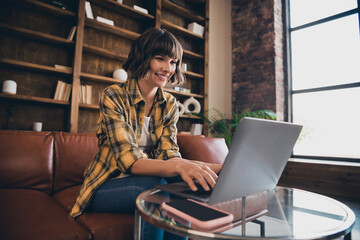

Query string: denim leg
88 175 165 214
87 175 187 240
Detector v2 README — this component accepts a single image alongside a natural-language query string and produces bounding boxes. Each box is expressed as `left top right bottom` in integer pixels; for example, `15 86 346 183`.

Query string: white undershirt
139 116 153 153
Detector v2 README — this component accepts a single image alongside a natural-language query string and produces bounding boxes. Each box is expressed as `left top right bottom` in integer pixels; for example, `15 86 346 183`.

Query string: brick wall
231 0 286 120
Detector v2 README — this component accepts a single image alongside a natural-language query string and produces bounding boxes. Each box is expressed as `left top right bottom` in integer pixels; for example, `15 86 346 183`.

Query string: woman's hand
166 158 222 192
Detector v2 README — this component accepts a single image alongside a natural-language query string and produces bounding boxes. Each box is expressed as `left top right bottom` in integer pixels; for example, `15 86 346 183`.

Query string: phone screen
165 200 228 221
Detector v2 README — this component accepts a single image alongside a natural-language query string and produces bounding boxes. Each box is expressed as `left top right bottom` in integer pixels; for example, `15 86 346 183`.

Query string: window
288 0 360 161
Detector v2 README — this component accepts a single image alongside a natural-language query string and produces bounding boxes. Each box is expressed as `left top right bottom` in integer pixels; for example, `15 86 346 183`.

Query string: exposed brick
231 0 286 120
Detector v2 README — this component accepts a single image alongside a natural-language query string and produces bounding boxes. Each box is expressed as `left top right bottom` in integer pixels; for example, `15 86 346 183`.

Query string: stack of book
79 84 92 104
54 80 72 101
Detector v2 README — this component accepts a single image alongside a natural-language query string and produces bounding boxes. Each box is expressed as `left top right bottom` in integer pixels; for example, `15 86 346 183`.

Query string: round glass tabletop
135 187 355 239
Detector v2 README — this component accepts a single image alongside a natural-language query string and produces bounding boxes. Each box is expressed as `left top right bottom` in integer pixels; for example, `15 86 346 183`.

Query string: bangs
149 31 183 60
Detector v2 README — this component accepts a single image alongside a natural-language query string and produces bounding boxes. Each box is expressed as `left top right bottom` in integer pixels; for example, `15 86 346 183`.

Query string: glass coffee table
135 187 355 239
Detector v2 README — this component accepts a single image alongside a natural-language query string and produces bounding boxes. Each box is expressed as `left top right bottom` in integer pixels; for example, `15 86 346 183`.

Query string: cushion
53 132 98 192
0 130 53 193
0 189 91 240
177 134 228 164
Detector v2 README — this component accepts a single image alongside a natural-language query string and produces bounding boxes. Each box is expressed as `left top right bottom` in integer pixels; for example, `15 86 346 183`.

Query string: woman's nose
161 61 171 72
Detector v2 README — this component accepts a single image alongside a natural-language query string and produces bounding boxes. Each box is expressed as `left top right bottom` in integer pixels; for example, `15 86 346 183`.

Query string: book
67 26 77 41
81 85 86 104
133 5 148 14
62 83 72 101
54 64 72 71
85 1 94 19
96 16 114 26
85 85 92 104
54 80 62 100
57 81 66 101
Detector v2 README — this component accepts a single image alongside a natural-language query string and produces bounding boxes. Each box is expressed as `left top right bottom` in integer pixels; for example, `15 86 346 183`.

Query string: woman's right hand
166 158 222 192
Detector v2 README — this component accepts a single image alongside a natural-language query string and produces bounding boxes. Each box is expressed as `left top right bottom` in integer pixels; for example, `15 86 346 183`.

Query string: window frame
286 0 360 163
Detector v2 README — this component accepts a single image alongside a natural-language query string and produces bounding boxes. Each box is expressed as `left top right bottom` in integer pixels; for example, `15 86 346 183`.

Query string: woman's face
144 55 178 89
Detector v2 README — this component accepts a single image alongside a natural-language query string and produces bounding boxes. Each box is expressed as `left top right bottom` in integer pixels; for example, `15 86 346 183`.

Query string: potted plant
192 108 276 148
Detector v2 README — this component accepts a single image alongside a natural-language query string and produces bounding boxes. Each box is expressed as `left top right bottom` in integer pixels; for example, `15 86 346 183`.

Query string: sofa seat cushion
0 189 91 240
177 134 229 164
53 185 135 240
77 213 135 240
52 185 82 212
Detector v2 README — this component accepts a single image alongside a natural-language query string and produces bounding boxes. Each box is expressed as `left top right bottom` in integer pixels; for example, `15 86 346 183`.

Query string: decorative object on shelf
85 1 94 19
116 0 123 3
67 26 77 41
192 108 276 148
190 123 203 135
133 5 148 14
178 102 185 115
113 68 128 81
181 63 187 72
33 122 42 132
96 16 114 26
2 80 17 94
183 97 201 114
188 22 204 36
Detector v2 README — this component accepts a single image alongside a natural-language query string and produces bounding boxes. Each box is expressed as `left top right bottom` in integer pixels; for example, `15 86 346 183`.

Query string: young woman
70 28 222 239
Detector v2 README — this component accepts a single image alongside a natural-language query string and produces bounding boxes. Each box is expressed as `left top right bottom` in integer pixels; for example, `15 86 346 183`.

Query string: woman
71 28 222 239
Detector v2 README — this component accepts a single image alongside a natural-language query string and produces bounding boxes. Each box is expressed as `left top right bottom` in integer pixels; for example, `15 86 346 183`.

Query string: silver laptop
156 117 303 205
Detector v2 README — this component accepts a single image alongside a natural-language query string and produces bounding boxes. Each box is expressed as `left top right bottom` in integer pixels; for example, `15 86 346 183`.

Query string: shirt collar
125 78 167 105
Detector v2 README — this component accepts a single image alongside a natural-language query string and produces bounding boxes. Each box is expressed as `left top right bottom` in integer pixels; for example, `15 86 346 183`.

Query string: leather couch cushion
0 189 91 240
54 132 98 192
53 185 135 240
77 213 135 240
177 134 228 164
0 130 53 194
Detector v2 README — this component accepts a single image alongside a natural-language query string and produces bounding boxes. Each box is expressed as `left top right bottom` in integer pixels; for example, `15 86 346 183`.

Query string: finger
182 175 198 191
202 165 218 182
193 172 211 191
199 169 216 189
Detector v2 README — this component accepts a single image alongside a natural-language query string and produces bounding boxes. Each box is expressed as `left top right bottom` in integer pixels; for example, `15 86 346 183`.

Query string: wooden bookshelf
0 0 209 133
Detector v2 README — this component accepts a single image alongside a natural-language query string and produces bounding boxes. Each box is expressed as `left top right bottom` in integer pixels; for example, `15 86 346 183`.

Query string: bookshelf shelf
85 19 140 40
0 23 74 46
162 0 206 22
161 20 204 40
0 93 69 106
13 0 77 19
83 44 128 61
80 72 122 84
91 0 155 20
164 88 204 98
0 58 73 76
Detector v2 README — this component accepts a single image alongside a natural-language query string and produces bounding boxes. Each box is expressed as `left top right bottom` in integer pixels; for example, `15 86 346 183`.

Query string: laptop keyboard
180 182 213 198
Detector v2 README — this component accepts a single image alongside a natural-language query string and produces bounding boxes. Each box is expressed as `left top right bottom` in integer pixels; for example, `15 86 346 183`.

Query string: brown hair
123 28 185 85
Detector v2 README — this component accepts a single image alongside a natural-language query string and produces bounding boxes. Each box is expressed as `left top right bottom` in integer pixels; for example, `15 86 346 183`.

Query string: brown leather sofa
0 130 228 240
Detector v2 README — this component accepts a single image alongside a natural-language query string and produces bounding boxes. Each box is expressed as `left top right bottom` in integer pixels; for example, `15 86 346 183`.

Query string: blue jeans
87 175 187 240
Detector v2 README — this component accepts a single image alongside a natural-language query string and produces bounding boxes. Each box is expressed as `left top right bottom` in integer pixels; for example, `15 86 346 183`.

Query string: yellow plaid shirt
70 78 181 218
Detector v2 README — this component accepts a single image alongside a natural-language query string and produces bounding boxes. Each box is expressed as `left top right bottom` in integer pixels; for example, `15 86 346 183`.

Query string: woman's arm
130 158 222 191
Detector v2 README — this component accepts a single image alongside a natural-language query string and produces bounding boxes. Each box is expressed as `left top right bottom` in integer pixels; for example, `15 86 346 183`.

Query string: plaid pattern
70 78 181 218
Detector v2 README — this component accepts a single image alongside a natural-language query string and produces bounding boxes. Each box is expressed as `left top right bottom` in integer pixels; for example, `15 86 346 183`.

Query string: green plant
192 108 276 148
